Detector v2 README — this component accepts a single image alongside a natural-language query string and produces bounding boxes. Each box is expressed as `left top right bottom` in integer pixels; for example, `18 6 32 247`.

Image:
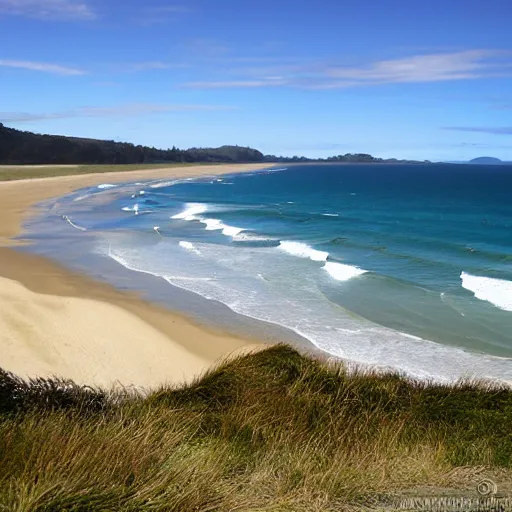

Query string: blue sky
1 0 511 160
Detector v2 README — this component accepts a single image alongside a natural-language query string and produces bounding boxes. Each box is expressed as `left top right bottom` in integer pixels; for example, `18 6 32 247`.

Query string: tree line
0 124 427 165
0 124 265 165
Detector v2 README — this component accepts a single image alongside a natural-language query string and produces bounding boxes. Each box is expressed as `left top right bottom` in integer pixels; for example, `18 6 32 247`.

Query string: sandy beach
0 164 268 388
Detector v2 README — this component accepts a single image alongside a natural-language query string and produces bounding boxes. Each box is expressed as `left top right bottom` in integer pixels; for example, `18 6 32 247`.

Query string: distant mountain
468 157 503 165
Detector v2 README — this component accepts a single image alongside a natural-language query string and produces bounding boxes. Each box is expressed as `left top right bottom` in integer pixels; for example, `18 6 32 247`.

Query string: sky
1 0 511 161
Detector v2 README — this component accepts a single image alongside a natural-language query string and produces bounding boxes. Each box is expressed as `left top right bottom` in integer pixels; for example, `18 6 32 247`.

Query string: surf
323 261 367 281
461 272 512 312
278 241 329 262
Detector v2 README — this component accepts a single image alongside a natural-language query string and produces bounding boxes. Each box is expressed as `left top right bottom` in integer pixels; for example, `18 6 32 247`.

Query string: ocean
26 164 512 382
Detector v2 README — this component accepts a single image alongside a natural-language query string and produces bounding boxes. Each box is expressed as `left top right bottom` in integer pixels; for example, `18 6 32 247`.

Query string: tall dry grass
1 344 511 511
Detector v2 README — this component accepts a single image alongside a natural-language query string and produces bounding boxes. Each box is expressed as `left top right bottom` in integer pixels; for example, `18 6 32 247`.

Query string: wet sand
0 164 268 388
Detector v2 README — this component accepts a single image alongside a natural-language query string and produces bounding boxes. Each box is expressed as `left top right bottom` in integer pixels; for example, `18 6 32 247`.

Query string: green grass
0 163 217 182
1 344 511 511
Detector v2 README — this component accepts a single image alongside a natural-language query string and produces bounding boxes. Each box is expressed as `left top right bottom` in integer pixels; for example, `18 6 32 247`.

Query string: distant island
0 124 428 165
468 157 504 165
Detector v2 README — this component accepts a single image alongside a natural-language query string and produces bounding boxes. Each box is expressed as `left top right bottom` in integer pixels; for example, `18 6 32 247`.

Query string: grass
1 344 512 511
0 163 217 182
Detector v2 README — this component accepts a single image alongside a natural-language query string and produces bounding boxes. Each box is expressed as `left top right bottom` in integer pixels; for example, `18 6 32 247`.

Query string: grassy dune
0 163 216 182
1 345 511 511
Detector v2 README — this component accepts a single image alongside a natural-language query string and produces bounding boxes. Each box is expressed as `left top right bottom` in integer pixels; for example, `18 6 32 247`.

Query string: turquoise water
39 164 512 382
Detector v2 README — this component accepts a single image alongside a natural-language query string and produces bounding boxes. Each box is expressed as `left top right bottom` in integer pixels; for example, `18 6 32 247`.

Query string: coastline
0 164 270 388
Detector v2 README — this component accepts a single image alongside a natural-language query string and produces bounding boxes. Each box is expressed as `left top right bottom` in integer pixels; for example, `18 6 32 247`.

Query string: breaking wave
323 261 367 281
461 272 512 312
278 241 329 262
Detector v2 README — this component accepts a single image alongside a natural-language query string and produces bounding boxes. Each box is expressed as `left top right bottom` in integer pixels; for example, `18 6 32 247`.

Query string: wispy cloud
0 59 86 75
183 50 512 90
443 126 512 135
0 0 96 20
0 103 235 123
321 51 501 86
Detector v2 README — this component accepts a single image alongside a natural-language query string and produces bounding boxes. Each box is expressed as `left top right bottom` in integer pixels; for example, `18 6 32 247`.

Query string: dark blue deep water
32 164 512 382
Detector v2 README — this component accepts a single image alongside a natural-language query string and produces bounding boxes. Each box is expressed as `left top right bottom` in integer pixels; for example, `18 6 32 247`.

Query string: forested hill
0 124 265 164
0 124 428 165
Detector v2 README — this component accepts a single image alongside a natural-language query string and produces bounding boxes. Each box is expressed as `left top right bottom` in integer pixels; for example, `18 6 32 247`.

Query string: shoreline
0 164 271 388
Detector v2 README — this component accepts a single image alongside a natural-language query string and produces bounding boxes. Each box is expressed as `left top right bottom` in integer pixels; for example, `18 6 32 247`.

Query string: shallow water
24 164 512 382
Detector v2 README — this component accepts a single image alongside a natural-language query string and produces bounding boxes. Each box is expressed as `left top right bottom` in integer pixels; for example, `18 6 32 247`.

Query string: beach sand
0 164 267 388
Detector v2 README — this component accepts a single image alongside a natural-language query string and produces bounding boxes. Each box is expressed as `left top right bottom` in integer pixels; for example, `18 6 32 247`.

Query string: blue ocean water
37 164 512 382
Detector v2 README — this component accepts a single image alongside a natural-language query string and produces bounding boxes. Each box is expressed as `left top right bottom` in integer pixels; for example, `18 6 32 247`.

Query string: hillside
0 124 265 165
1 344 511 510
0 124 429 166
469 157 504 165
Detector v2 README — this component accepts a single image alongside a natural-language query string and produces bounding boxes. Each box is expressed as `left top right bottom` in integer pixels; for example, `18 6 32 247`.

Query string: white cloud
183 50 511 90
0 103 236 123
0 59 86 75
0 0 96 20
321 51 497 85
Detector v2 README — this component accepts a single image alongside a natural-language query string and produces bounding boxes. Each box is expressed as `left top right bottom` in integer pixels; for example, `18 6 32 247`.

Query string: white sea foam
400 333 423 341
232 232 275 243
461 272 512 312
198 218 244 237
323 213 339 217
73 194 90 202
179 241 201 254
150 180 180 189
122 203 139 215
106 248 210 281
323 261 367 281
97 184 116 189
222 225 244 236
171 203 208 220
62 215 87 231
101 240 512 384
278 241 329 262
172 207 246 238
201 218 223 230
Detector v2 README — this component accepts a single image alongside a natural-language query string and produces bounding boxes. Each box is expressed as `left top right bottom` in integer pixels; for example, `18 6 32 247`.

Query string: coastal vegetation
0 124 264 165
0 124 427 166
0 163 213 182
1 344 511 511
